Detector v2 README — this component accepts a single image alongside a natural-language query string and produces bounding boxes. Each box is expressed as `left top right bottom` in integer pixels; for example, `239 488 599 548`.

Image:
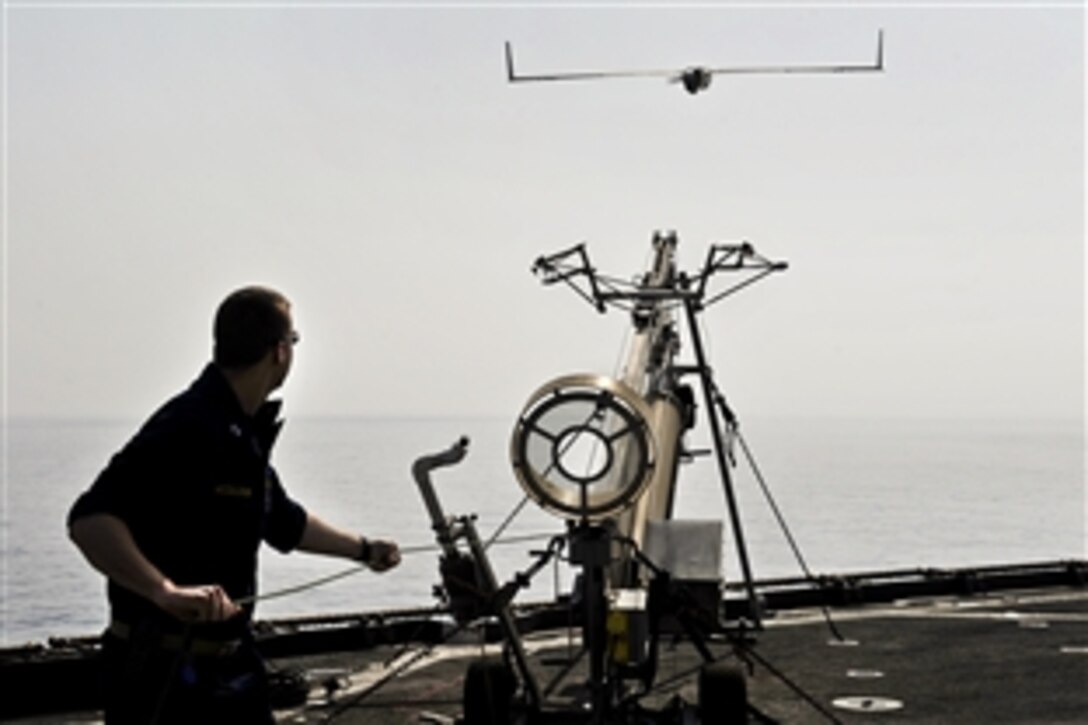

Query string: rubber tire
698 661 747 723
462 658 516 725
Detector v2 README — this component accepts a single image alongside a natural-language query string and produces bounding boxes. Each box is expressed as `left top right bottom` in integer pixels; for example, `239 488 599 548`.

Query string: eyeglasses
275 331 300 347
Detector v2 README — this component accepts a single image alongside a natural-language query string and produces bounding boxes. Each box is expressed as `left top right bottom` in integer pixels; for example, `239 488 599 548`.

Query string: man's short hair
213 287 291 369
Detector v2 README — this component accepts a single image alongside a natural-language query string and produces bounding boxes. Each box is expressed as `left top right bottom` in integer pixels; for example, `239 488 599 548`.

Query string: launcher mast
608 233 688 587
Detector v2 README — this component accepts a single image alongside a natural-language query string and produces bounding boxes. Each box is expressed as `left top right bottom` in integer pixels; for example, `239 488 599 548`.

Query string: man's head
213 287 296 390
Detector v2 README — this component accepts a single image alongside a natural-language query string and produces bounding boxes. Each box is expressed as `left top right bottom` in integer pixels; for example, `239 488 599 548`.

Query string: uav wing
504 31 883 94
505 41 676 84
706 29 884 75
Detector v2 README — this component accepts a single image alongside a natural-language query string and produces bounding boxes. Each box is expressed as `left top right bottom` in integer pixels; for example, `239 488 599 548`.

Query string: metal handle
412 437 470 558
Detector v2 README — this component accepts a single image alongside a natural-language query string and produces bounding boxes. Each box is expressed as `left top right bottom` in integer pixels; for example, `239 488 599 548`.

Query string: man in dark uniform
68 286 400 724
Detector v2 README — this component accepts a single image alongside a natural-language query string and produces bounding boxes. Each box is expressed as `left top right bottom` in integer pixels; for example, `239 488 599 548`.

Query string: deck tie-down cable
731 423 848 643
709 372 848 644
318 614 474 723
699 316 847 643
737 641 845 725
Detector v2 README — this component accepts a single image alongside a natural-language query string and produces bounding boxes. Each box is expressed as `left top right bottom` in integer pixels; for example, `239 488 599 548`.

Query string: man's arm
69 513 241 622
296 512 401 571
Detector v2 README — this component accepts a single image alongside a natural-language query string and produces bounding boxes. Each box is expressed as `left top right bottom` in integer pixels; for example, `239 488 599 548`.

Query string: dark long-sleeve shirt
68 363 307 636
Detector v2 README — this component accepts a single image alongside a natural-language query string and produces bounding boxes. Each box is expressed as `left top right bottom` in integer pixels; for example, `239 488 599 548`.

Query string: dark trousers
101 631 275 725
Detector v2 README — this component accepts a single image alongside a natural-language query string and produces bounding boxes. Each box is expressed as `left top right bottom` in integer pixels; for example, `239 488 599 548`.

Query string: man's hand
69 514 243 623
151 580 243 623
363 539 401 572
297 513 403 573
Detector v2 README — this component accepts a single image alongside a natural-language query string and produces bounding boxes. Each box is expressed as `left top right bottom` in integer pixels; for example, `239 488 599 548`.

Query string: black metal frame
533 235 787 627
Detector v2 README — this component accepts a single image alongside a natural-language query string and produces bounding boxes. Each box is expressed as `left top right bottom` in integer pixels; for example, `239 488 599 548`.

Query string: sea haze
1 414 1083 646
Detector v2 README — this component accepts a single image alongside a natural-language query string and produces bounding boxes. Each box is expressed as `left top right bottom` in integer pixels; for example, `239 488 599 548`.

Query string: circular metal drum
510 374 656 521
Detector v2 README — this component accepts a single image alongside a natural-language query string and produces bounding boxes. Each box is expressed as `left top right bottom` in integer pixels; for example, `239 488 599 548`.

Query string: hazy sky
3 3 1084 422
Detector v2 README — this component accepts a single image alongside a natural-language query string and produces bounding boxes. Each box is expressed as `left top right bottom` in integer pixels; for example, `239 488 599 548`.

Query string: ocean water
1 415 1083 646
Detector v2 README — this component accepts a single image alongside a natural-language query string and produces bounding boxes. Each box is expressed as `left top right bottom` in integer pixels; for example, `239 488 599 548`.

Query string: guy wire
734 429 847 643
698 315 846 642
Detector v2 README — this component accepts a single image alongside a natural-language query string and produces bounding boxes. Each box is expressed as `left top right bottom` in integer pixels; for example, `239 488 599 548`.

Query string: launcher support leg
570 525 613 723
683 298 761 625
461 519 544 710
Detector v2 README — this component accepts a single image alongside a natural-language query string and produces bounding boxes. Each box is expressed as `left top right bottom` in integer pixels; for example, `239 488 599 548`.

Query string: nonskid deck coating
10 587 1087 724
284 587 1088 723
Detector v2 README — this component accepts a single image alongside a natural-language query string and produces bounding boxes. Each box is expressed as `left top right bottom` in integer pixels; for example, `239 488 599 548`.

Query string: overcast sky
3 3 1083 422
